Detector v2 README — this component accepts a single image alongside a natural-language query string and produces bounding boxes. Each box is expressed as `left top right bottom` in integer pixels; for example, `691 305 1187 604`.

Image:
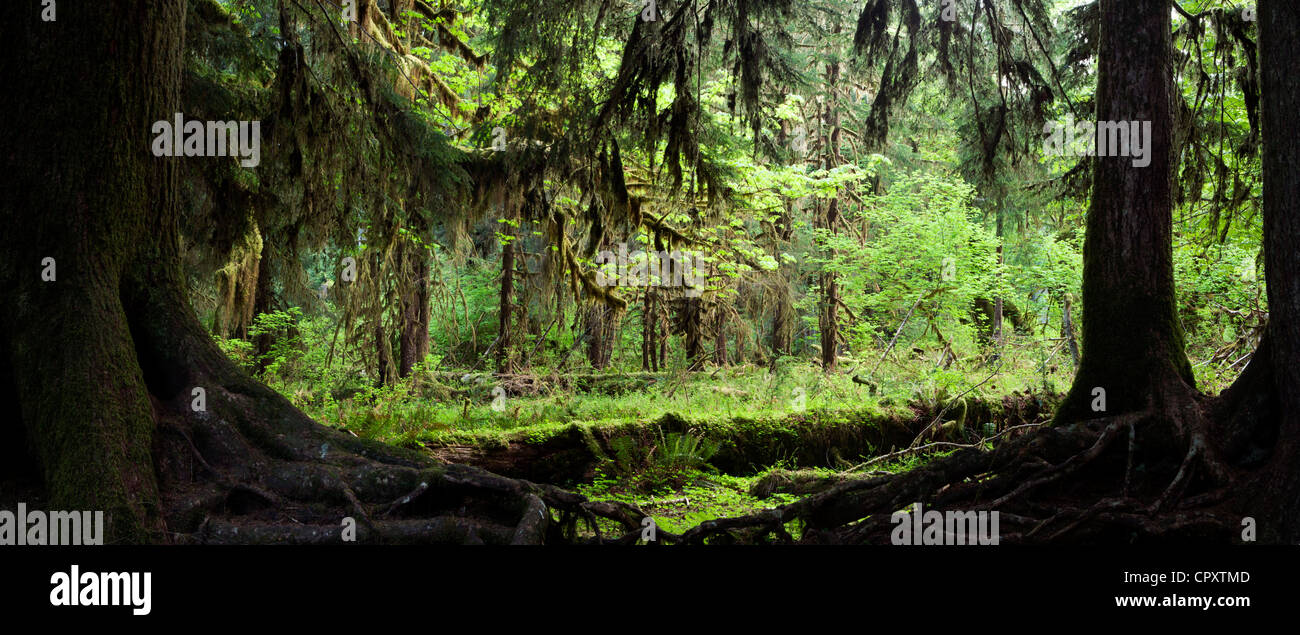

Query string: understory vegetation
173 0 1268 535
9 0 1292 547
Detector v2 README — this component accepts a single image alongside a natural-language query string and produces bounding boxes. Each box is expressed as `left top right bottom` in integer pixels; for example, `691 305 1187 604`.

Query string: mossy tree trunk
0 0 190 542
641 288 659 372
770 121 796 359
0 0 635 545
398 240 430 377
1062 293 1080 367
250 249 277 370
1252 0 1300 540
818 28 843 373
584 303 615 370
770 208 795 358
679 296 703 369
1057 0 1193 421
712 309 728 366
495 211 516 373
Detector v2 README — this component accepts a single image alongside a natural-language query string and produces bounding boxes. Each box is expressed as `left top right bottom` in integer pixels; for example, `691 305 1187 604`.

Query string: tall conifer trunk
1057 0 1192 421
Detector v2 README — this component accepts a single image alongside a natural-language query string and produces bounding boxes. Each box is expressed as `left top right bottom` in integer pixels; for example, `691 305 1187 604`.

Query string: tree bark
584 303 615 370
250 246 277 371
818 29 843 373
679 296 703 369
1254 0 1300 541
496 216 516 373
641 289 657 371
1057 0 1193 420
1062 293 1081 367
0 0 191 541
210 218 262 341
399 240 431 377
658 300 668 370
993 249 1004 346
771 120 796 358
771 201 795 357
713 309 728 366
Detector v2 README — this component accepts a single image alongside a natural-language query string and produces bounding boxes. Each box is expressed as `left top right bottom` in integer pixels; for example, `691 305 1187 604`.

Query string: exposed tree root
130 323 1281 545
662 373 1269 544
165 422 651 545
143 311 656 545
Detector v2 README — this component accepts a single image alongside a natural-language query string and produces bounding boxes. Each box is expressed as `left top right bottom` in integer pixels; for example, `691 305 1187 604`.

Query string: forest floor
278 361 1065 532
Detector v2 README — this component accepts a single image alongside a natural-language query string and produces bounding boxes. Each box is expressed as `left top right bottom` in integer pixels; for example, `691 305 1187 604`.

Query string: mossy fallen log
426 392 1059 485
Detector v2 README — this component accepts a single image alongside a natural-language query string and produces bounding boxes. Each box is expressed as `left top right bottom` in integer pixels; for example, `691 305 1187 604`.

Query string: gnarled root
155 369 650 545
670 377 1257 545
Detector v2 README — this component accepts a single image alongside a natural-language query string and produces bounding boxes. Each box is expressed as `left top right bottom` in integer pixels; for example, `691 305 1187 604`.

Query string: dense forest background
3 0 1297 545
193 0 1259 425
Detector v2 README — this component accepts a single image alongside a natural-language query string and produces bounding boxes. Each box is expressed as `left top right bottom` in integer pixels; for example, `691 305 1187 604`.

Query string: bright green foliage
186 0 1269 534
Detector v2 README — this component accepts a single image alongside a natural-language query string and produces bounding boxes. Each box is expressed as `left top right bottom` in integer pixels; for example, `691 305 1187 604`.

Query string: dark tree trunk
818 29 843 373
496 216 516 374
658 302 668 370
1057 0 1193 420
993 250 1004 345
419 272 432 360
770 201 795 357
1254 0 1300 541
0 0 188 542
770 119 796 358
818 212 841 372
250 247 277 370
584 303 615 370
680 297 703 369
1062 293 1081 367
0 0 608 545
399 240 431 377
713 309 728 366
771 286 793 357
375 324 395 386
641 289 656 371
